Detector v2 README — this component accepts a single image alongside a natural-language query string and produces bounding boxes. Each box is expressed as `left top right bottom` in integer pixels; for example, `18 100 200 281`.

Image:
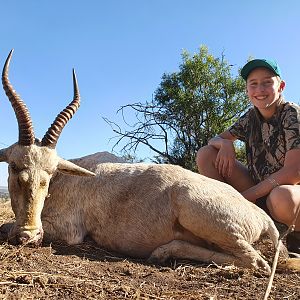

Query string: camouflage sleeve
228 110 251 142
282 103 300 151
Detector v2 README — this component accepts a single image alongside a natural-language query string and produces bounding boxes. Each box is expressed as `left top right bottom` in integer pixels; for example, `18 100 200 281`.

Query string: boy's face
246 67 285 110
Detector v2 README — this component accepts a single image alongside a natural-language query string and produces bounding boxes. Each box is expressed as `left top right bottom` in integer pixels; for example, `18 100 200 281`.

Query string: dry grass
0 199 299 300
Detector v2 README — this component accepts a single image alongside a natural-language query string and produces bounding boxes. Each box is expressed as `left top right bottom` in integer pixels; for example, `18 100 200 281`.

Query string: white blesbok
0 51 298 274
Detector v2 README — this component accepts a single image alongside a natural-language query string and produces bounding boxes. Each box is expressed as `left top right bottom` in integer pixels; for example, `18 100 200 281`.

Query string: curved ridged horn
2 49 35 146
41 69 80 149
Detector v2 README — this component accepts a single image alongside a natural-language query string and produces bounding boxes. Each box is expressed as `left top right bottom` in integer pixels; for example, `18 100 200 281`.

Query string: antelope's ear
0 148 8 162
57 158 96 177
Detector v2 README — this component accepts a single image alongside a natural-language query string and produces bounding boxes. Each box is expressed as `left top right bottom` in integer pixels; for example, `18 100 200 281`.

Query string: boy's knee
196 145 217 161
196 145 217 171
267 187 296 224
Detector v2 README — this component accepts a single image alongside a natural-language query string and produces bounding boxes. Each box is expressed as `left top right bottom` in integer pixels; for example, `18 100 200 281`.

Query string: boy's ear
279 80 286 92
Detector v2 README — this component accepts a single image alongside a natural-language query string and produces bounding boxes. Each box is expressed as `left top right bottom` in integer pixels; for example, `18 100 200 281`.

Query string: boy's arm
242 148 300 203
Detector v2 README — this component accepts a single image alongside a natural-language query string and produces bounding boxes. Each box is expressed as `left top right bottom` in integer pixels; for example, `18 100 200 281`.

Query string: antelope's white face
0 50 95 245
4 144 58 244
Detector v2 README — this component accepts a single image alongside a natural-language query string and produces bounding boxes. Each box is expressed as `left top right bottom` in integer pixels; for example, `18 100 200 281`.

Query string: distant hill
0 186 9 197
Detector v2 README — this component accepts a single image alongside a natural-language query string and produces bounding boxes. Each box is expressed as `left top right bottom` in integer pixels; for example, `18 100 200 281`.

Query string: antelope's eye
10 162 18 172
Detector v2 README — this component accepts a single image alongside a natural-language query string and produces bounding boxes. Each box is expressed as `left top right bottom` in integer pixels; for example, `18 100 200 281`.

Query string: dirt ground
0 199 299 300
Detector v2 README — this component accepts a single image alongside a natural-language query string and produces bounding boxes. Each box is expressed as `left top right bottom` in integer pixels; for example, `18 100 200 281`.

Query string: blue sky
1 0 300 186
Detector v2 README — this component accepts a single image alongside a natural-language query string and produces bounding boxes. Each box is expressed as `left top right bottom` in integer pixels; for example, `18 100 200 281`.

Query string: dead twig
263 202 300 300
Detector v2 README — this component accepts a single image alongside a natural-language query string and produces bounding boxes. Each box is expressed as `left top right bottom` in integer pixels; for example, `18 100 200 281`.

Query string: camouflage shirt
229 100 300 183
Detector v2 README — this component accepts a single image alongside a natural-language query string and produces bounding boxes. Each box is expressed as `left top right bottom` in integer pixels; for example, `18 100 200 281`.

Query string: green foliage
234 141 247 165
121 152 144 163
106 45 249 170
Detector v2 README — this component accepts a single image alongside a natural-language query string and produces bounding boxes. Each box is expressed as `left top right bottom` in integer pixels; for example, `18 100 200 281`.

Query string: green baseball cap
241 59 282 80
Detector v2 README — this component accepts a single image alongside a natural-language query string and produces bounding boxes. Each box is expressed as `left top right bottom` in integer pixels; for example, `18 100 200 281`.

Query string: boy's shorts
256 196 271 215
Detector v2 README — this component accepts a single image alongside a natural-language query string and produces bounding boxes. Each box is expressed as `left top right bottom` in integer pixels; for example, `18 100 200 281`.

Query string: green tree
105 46 249 170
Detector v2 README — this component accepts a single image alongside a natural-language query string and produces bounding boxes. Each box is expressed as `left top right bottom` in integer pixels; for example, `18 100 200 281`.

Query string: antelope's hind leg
148 240 241 266
148 240 271 274
226 239 271 274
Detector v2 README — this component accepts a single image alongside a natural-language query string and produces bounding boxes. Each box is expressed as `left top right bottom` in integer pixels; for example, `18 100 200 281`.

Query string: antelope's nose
17 228 44 246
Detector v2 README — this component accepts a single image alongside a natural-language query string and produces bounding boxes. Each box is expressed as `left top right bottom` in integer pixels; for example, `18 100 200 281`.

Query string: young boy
196 59 300 257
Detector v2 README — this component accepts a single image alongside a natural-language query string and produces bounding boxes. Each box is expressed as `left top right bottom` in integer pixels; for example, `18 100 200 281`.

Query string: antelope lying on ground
0 51 298 275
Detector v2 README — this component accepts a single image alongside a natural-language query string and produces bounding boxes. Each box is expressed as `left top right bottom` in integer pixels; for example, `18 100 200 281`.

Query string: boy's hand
215 139 236 178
